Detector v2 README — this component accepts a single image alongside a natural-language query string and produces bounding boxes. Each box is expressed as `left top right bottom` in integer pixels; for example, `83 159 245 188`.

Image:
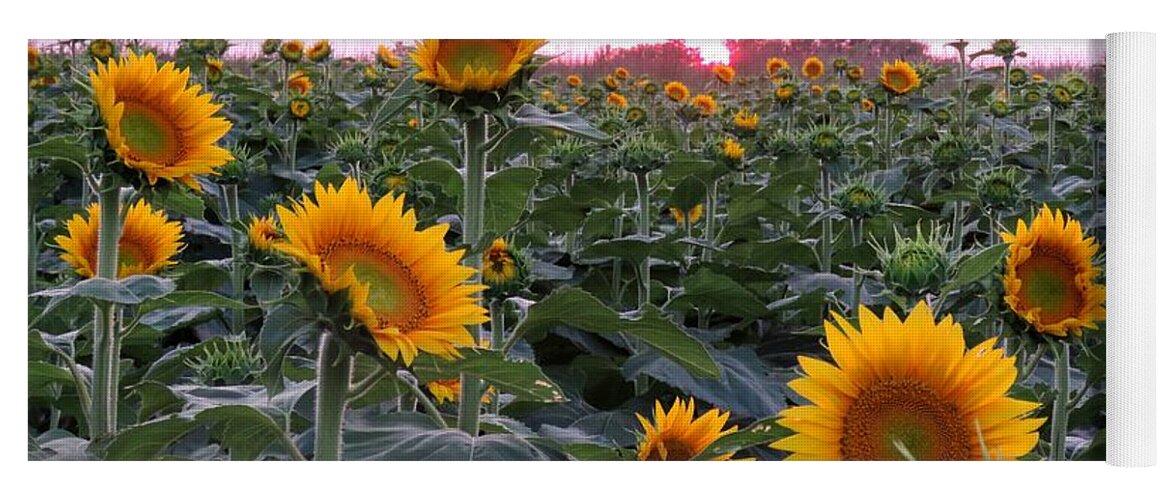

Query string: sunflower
810 84 824 97
880 60 921 96
670 204 704 226
636 398 737 461
772 301 1045 460
802 56 824 80
691 94 718 116
28 45 40 75
205 57 224 83
56 200 184 279
614 67 630 80
89 52 234 190
766 57 789 77
1001 205 1105 337
720 137 745 162
774 83 797 103
605 74 619 90
1031 73 1046 83
288 70 313 95
861 98 875 112
713 64 735 84
289 97 312 120
407 118 419 129
248 215 282 251
606 92 628 108
732 108 759 131
89 39 115 62
376 45 403 69
307 40 332 62
847 65 865 82
574 95 589 106
410 39 545 94
482 238 518 286
273 179 487 365
280 40 304 63
664 81 690 102
425 378 461 404
566 74 582 88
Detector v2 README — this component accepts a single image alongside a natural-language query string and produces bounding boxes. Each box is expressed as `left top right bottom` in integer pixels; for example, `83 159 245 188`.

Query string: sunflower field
27 39 1106 461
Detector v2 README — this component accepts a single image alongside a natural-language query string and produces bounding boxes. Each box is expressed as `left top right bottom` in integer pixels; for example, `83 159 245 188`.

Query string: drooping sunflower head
273 179 487 365
483 238 520 287
732 108 760 131
55 200 184 279
774 83 798 104
247 215 282 252
636 398 737 461
306 40 332 62
89 52 234 190
88 39 116 62
802 56 824 80
880 60 922 95
773 301 1045 460
1049 85 1075 108
846 65 865 82
205 57 224 83
377 45 403 69
606 92 628 109
410 39 546 95
262 39 281 55
690 94 718 116
1001 205 1105 337
288 70 313 95
566 74 582 88
766 57 789 77
669 204 704 226
713 64 735 84
280 40 303 62
664 81 690 102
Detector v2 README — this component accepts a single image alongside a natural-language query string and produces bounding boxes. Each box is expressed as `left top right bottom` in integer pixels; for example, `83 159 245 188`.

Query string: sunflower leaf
691 417 793 461
510 104 608 141
945 243 1008 293
411 349 566 403
484 166 540 236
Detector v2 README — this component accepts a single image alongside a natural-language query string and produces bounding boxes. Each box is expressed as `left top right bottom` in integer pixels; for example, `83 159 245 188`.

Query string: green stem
951 199 964 252
489 300 505 414
634 171 652 308
313 333 352 461
457 114 489 437
28 206 38 293
89 176 124 440
611 191 626 306
289 121 299 172
220 184 245 335
851 218 865 314
701 179 719 262
1046 105 1056 173
819 161 833 273
1049 340 1070 461
395 371 447 428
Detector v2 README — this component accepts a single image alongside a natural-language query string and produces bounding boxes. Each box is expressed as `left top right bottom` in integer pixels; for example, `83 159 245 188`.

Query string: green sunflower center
322 242 429 332
438 40 513 73
887 71 908 91
842 379 971 460
120 101 182 165
1017 252 1082 324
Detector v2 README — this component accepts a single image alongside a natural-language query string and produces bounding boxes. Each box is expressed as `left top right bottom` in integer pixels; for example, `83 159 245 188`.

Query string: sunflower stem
1049 340 1070 461
219 183 246 335
851 218 865 314
90 175 125 440
395 371 446 428
819 160 833 273
457 114 489 437
313 333 352 461
489 300 505 414
634 170 653 308
701 178 719 262
1046 104 1056 174
611 191 626 307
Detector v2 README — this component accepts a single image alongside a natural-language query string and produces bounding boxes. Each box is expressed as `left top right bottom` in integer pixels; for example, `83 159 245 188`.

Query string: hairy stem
313 333 352 461
457 114 489 436
89 176 124 440
1049 341 1070 461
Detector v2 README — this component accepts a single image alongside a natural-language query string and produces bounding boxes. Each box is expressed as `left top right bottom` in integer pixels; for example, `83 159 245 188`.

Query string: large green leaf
484 166 540 236
670 268 771 319
32 275 177 305
512 288 719 379
692 417 793 460
28 136 88 167
258 304 320 391
944 243 1008 293
407 159 463 199
411 349 566 403
102 417 199 460
138 290 248 315
509 104 608 141
194 405 300 461
345 411 555 461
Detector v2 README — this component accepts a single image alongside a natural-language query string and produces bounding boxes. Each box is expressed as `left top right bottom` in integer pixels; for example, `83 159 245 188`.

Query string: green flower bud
616 134 672 174
262 39 281 55
978 168 1022 209
877 225 950 295
990 100 1010 118
992 39 1019 58
332 131 368 165
931 135 970 171
1009 68 1029 87
806 125 846 161
1049 84 1074 108
185 337 265 386
835 180 886 220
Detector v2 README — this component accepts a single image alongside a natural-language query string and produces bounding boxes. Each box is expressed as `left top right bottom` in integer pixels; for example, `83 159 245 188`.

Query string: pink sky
32 39 1104 67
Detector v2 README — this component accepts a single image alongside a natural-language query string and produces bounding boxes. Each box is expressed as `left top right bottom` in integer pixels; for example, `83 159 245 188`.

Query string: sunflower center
437 40 514 73
119 101 184 165
842 379 971 460
117 239 151 274
1016 252 1082 324
887 72 908 90
653 438 697 461
321 240 429 333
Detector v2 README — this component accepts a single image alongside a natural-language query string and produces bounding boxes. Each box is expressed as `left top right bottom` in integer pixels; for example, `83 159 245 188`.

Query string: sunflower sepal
415 52 546 121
